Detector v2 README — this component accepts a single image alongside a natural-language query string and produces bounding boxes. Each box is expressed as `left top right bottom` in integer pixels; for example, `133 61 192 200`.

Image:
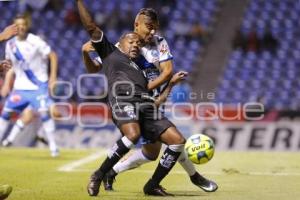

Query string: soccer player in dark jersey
81 7 218 193
77 0 188 196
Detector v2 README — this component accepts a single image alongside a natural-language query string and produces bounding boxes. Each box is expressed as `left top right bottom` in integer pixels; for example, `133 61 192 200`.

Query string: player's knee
21 111 34 124
142 148 159 160
50 106 62 119
125 131 140 144
173 135 186 145
162 128 186 145
142 143 161 160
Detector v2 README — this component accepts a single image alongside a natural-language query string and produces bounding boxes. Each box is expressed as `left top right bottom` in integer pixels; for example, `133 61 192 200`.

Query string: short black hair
137 8 158 23
119 32 140 42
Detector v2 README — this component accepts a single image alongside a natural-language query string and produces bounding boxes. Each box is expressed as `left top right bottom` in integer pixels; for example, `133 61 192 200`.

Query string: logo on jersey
123 105 136 119
129 61 139 70
159 44 168 55
151 50 159 58
10 94 22 102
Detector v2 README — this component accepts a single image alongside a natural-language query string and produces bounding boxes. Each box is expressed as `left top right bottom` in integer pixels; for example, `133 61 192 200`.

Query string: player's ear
134 22 139 29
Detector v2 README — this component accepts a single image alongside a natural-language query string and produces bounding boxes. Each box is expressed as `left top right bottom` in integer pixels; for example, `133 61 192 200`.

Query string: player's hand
170 71 188 86
0 59 12 72
1 24 18 40
82 41 95 53
48 77 57 95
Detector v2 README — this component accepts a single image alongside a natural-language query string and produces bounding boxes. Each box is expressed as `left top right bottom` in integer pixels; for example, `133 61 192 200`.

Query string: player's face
135 16 158 44
14 18 29 38
120 33 141 59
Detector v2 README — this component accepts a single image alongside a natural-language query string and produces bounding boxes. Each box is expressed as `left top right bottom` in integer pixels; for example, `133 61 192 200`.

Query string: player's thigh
159 126 186 145
2 91 29 117
19 108 34 124
119 122 141 143
142 141 162 160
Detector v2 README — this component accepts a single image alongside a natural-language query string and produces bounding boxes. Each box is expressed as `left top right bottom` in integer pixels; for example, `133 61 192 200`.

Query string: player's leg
103 141 161 190
35 104 61 145
2 108 34 146
33 89 59 156
178 150 218 192
49 104 62 119
105 139 218 192
0 111 12 142
0 184 13 200
144 126 186 196
1 91 29 145
87 122 140 196
113 141 161 173
39 110 59 157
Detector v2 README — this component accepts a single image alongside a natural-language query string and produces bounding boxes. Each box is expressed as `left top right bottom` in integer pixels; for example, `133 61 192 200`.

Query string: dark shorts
109 96 174 142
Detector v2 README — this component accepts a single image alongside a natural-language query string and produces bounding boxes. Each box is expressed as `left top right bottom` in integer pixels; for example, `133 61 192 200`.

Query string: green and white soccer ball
185 134 215 164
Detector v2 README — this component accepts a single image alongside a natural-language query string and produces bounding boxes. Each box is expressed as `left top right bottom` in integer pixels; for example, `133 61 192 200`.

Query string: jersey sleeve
91 32 116 60
37 37 51 58
158 38 173 63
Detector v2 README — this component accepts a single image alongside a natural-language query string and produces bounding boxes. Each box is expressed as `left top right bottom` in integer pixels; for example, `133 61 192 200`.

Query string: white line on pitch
57 151 107 172
59 167 300 176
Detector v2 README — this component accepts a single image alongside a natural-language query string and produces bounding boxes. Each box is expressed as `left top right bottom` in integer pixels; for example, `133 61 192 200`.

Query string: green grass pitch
0 148 300 200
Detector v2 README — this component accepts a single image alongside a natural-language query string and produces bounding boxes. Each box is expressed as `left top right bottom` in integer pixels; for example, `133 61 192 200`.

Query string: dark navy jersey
91 34 148 99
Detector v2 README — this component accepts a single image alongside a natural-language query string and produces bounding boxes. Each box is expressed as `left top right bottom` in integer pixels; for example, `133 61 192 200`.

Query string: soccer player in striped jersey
0 15 59 157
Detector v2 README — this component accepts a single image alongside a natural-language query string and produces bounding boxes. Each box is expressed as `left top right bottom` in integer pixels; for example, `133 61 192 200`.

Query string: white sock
42 119 57 151
37 125 45 138
113 148 151 174
0 118 9 140
6 119 25 143
178 150 196 176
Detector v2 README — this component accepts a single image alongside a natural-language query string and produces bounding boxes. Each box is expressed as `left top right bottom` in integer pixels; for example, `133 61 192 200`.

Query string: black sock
150 147 182 186
94 138 131 177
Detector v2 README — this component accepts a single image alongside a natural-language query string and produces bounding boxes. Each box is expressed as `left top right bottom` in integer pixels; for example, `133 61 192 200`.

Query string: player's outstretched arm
76 0 102 41
0 24 17 42
81 41 102 73
154 71 188 106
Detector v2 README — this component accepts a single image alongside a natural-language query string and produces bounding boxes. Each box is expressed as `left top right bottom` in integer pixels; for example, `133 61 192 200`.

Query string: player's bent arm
1 68 15 98
154 71 188 106
147 60 173 91
48 51 58 91
0 24 17 42
77 0 103 41
82 41 102 73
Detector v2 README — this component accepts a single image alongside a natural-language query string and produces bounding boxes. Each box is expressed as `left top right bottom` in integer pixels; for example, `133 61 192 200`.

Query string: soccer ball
185 134 215 164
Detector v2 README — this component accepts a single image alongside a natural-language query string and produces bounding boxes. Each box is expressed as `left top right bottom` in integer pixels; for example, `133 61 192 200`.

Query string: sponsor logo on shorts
123 105 136 119
10 94 21 102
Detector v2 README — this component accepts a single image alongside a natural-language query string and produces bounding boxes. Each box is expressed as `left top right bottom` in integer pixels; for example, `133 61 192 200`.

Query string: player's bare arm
1 68 15 98
154 71 188 106
48 51 58 93
76 0 102 41
81 41 102 73
147 60 173 91
0 24 17 42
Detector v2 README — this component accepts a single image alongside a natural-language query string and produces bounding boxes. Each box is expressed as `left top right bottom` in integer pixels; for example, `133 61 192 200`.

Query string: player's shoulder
6 36 16 45
153 35 168 44
27 33 47 44
27 33 39 41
